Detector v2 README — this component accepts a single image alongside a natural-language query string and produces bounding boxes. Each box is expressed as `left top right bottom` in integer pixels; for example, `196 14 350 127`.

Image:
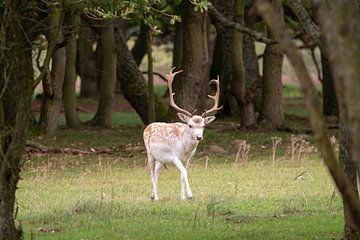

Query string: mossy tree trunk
39 3 65 134
115 28 167 124
63 9 81 128
258 0 284 129
91 20 117 128
78 17 99 98
231 0 256 128
173 0 209 117
0 1 35 239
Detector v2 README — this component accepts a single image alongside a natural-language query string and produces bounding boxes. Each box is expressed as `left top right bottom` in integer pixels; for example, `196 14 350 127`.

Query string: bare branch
208 2 276 44
287 0 320 45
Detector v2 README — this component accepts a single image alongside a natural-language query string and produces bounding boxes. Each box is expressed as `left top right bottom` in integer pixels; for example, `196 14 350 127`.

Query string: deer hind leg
173 158 192 200
148 154 159 201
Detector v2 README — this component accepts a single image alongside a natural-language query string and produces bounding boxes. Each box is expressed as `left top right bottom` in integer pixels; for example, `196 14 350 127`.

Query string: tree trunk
231 0 256 128
78 17 99 98
339 115 360 239
312 0 360 234
39 4 65 134
131 22 149 66
172 21 183 69
259 0 284 129
321 43 338 119
210 0 235 116
147 30 155 123
173 0 209 117
257 0 360 233
243 6 261 114
91 20 117 128
63 10 81 128
115 28 167 124
0 2 34 238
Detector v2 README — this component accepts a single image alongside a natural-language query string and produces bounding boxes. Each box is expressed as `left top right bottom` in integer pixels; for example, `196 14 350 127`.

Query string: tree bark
258 0 284 129
147 30 155 123
172 21 183 69
63 9 81 128
0 1 34 239
91 20 117 128
210 0 235 116
39 4 65 134
231 0 256 128
257 0 360 233
115 28 167 124
173 0 209 117
339 115 360 239
78 17 99 98
131 22 149 66
312 0 360 235
321 43 338 119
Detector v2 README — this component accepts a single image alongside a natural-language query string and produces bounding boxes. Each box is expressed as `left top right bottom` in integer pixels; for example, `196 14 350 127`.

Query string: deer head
166 67 222 141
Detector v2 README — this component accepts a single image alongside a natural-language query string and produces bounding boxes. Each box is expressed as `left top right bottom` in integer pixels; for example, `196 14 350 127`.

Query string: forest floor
20 85 342 239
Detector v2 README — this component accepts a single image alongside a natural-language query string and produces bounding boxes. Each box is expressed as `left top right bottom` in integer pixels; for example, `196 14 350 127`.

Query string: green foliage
83 0 181 32
190 0 208 12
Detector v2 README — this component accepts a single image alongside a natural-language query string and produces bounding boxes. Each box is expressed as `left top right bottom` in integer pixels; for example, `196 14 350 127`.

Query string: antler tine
202 75 223 117
167 67 192 117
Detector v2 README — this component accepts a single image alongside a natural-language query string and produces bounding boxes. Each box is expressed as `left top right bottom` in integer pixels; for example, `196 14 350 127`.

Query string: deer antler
167 67 192 117
202 76 223 117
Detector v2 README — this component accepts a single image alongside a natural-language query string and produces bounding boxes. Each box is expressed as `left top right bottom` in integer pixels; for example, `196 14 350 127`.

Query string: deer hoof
187 196 193 200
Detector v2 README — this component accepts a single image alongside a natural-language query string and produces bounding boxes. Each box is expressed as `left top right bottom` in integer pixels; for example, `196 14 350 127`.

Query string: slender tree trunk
321 43 338 119
131 22 149 66
39 4 65 134
173 0 209 117
91 20 117 128
339 115 360 240
147 30 155 123
258 0 284 129
0 2 34 239
231 0 256 128
63 10 81 128
257 0 360 233
78 17 98 98
312 0 360 234
115 29 167 124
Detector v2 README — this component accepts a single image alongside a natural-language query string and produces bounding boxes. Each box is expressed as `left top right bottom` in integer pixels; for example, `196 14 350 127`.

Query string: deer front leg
173 158 192 200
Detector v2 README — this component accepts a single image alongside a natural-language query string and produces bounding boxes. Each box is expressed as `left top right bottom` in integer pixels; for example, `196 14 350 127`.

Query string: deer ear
178 113 190 122
204 116 216 125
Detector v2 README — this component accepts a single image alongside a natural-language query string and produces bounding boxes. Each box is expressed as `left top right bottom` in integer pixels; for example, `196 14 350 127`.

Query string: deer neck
179 127 199 152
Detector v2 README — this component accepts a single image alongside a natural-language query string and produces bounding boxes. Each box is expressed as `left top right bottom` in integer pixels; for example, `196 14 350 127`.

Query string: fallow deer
143 68 222 201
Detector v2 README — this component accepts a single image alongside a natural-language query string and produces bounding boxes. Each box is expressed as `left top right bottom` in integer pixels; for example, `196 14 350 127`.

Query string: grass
18 152 343 239
20 110 343 239
18 84 343 239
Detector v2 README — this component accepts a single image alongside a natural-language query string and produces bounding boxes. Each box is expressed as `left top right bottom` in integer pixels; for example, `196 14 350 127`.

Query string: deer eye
188 124 193 128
